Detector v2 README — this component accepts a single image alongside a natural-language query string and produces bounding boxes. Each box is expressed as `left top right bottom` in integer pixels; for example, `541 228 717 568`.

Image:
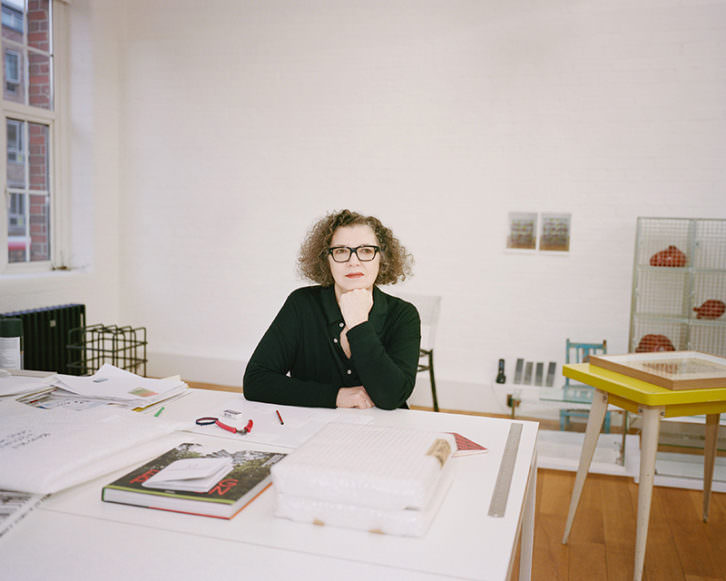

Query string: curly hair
298 209 413 286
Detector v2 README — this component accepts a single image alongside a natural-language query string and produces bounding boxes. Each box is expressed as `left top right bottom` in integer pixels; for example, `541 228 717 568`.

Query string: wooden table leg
633 405 664 581
703 413 720 523
518 458 537 581
562 389 609 543
619 410 629 467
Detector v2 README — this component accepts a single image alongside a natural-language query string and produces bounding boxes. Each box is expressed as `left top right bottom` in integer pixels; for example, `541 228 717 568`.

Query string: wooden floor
512 469 726 581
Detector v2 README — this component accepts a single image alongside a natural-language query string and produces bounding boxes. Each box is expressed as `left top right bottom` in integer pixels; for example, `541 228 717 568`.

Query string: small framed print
539 213 571 252
589 351 726 390
507 212 537 250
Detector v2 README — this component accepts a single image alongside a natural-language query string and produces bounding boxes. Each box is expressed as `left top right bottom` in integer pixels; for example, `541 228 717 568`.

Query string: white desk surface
0 389 538 581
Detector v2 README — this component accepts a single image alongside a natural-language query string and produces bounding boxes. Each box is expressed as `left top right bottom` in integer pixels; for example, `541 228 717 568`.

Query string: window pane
28 50 50 109
2 0 53 110
3 0 57 268
5 120 51 263
6 118 26 188
27 0 49 52
29 192 49 261
28 121 48 191
7 193 28 264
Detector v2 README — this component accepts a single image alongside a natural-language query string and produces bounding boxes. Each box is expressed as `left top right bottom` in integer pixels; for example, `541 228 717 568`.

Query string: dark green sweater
243 285 421 410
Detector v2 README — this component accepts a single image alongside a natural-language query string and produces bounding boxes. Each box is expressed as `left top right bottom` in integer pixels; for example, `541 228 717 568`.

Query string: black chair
401 294 442 412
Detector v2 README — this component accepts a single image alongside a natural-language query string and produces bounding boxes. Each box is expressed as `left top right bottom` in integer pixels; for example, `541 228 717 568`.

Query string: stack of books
271 422 457 537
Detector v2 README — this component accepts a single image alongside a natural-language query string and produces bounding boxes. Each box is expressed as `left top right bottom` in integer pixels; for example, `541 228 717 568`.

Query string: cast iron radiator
0 304 85 374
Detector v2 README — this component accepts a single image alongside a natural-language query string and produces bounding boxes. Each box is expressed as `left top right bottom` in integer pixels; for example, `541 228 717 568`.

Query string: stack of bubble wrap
271 422 456 537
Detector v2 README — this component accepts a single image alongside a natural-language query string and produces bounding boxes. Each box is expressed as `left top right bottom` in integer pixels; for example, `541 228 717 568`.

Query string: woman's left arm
345 301 421 410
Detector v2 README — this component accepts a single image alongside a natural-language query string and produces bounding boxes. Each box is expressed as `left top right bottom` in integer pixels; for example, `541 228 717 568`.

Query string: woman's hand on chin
338 287 373 328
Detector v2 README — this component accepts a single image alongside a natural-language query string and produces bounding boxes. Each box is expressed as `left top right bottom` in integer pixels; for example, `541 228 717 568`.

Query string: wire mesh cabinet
629 218 726 357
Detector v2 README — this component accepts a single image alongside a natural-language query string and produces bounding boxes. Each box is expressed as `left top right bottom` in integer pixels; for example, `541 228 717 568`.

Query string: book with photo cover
102 442 285 519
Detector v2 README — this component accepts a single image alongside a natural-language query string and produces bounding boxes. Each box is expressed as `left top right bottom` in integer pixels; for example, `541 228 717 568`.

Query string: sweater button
339 322 345 328
333 338 338 343
347 369 352 375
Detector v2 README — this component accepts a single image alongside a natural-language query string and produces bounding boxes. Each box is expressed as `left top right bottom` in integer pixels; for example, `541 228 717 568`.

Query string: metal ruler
488 422 523 518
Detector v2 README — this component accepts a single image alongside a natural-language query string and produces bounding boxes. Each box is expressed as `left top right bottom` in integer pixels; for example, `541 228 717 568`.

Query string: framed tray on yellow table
588 351 726 391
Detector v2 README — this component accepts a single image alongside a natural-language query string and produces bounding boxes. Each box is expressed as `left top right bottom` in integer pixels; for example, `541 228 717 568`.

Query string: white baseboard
636 451 726 493
537 431 639 477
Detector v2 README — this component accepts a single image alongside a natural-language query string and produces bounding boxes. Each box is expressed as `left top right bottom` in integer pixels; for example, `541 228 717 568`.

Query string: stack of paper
0 370 57 399
271 423 456 537
0 490 48 538
50 364 188 410
0 399 178 494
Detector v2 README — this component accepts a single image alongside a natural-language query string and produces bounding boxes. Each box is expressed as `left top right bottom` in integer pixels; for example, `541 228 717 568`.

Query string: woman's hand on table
336 385 375 409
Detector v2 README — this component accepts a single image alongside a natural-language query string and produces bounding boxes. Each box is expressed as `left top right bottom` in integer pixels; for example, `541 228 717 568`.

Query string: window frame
1 0 69 273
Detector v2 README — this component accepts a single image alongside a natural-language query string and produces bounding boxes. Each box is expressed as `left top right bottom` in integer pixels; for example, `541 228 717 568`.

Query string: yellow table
561 362 726 581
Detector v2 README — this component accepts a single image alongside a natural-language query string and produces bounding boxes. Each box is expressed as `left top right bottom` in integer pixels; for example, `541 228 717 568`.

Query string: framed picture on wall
539 213 571 252
506 212 537 250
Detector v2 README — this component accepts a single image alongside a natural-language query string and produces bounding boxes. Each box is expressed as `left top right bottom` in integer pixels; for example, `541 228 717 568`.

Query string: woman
243 209 420 410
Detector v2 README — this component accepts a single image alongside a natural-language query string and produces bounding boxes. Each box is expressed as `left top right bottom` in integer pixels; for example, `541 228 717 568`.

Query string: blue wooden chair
560 338 611 432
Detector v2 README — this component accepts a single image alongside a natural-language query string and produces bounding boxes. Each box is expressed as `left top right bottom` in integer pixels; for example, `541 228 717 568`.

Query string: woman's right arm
243 291 340 408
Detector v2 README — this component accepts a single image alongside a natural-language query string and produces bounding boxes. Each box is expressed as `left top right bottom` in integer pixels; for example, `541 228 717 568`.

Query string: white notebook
275 464 454 537
142 457 233 492
271 423 456 512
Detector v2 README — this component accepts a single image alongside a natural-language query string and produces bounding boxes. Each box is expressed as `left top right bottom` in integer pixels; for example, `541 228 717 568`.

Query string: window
4 48 18 91
1 3 23 32
8 191 24 232
1 0 67 270
6 117 20 161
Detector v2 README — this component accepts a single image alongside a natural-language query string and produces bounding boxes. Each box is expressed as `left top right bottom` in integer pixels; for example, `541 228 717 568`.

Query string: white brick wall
123 0 726 410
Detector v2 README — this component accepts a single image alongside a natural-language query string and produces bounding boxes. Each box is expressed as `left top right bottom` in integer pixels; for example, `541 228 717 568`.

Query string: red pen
276 410 284 425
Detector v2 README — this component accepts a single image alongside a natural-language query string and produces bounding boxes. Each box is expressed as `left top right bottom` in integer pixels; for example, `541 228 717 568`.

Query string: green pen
154 406 165 417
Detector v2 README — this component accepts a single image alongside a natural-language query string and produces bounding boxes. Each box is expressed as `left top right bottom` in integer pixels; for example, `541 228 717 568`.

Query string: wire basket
66 324 147 376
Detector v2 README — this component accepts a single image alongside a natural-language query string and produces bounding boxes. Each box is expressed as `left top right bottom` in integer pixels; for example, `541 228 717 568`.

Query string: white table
0 389 538 581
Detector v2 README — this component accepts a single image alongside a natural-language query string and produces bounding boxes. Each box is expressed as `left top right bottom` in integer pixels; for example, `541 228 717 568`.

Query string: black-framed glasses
328 245 380 263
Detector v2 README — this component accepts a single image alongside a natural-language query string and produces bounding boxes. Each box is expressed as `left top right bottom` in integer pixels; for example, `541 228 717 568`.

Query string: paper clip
195 416 253 435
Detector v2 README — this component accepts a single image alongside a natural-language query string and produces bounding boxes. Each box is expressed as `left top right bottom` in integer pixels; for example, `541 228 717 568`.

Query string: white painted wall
3 0 726 413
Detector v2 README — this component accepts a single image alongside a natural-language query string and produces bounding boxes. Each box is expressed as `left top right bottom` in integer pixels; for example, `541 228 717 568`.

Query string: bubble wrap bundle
271 422 456 536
